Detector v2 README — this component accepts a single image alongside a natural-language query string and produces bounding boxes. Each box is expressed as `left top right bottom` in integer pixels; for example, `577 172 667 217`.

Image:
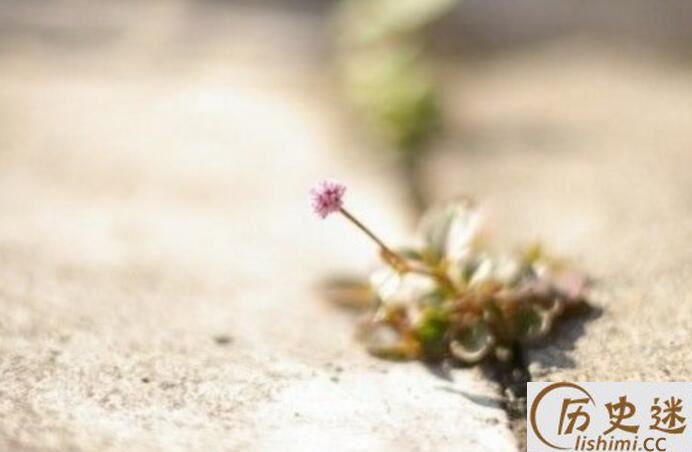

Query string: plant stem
338 207 389 251
338 207 458 292
339 207 410 273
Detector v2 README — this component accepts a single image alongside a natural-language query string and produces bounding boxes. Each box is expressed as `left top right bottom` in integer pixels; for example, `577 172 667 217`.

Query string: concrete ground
1 2 690 452
0 3 514 451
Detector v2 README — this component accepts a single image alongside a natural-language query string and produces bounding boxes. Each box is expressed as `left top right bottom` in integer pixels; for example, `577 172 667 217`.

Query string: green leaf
364 324 419 360
513 305 552 341
370 268 437 305
396 247 425 262
414 307 450 356
450 321 495 363
342 46 441 153
418 199 479 263
419 288 447 307
320 276 375 311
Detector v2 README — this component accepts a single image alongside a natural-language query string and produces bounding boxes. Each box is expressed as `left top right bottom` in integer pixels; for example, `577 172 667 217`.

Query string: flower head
310 180 346 218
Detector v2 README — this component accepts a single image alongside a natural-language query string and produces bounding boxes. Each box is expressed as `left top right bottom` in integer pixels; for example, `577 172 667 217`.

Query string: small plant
334 0 460 155
312 180 589 364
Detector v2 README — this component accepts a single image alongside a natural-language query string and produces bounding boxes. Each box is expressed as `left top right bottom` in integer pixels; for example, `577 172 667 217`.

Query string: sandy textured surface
3 3 690 451
0 3 516 451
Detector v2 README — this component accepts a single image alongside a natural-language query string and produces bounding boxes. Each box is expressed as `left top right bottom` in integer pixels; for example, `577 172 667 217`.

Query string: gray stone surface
426 44 692 382
0 4 516 451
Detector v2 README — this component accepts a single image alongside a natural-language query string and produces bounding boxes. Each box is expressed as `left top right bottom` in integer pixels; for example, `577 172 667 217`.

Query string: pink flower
310 180 346 218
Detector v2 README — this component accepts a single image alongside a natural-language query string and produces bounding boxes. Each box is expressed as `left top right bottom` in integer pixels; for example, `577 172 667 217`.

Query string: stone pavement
426 44 692 383
3 4 690 451
0 3 515 451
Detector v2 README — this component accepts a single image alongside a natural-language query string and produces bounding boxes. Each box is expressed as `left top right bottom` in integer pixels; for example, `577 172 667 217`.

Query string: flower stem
338 207 458 292
338 207 410 273
338 208 388 251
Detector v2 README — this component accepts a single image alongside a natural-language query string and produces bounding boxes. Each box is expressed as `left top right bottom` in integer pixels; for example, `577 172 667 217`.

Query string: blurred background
1 1 691 451
2 0 692 235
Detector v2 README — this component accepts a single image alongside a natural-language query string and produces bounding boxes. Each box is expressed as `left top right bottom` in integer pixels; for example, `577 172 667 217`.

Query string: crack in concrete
493 344 530 452
405 158 529 452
